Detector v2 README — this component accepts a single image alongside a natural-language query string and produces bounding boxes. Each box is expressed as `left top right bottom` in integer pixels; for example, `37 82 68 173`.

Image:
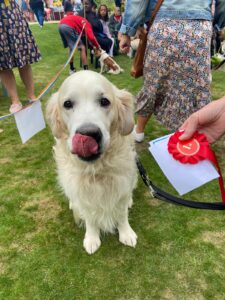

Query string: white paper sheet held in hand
14 100 46 144
149 134 219 195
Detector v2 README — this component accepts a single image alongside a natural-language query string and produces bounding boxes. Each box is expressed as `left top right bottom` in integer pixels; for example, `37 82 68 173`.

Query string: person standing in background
64 0 74 16
0 0 41 113
97 4 114 56
20 0 33 21
109 6 122 55
73 0 82 15
212 0 225 53
78 0 112 54
28 0 48 27
59 14 100 74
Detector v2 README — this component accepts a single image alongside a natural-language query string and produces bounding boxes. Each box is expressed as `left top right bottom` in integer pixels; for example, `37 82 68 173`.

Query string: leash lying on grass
136 157 225 210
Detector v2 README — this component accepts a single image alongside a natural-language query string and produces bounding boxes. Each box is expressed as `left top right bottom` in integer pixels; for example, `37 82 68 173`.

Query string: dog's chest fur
54 137 137 232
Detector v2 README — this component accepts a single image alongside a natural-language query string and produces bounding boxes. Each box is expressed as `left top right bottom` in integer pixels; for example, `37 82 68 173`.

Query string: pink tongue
72 133 98 157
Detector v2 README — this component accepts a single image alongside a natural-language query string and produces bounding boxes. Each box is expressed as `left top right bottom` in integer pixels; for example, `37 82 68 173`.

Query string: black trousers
114 0 121 7
96 36 112 54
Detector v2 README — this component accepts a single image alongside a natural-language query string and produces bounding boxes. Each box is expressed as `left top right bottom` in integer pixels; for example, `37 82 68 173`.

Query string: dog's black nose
76 124 102 143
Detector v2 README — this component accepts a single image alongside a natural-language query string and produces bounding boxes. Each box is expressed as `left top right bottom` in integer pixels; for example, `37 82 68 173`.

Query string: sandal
9 102 23 114
27 99 39 104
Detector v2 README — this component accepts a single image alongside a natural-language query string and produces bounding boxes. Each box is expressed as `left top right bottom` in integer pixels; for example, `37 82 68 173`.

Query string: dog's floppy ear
45 92 68 139
115 88 135 136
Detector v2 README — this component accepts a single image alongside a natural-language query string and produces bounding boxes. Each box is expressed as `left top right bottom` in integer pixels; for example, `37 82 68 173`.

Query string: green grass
1 23 225 300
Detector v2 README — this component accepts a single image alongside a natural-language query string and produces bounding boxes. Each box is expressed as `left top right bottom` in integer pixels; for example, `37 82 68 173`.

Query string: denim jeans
214 0 225 29
33 7 44 26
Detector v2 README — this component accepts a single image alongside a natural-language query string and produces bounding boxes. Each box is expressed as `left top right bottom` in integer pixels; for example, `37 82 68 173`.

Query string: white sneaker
132 125 144 143
69 69 76 76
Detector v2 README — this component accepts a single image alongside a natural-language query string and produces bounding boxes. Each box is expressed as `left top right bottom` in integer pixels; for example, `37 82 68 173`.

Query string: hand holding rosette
168 131 225 202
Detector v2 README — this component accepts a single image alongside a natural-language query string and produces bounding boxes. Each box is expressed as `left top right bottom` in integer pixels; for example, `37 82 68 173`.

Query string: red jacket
60 15 100 49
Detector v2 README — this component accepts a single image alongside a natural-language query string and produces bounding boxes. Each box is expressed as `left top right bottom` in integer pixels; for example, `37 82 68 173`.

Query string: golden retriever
46 71 137 254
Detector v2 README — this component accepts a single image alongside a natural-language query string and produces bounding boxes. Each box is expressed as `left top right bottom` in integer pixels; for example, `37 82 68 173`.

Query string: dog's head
46 71 134 162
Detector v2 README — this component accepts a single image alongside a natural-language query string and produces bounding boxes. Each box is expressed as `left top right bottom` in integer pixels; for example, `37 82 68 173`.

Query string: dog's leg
72 209 81 226
128 197 133 208
83 220 101 254
117 205 137 248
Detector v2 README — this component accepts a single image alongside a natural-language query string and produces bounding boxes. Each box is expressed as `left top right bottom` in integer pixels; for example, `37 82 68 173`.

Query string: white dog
98 50 124 75
46 71 137 254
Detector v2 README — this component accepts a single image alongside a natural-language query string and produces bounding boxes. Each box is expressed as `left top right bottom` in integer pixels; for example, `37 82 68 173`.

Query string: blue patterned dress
136 20 212 131
0 0 41 71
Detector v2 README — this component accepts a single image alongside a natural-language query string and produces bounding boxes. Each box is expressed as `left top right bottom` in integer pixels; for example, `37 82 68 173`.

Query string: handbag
130 0 164 78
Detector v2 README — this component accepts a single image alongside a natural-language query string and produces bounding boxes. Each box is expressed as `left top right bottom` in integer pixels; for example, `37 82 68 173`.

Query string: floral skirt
136 19 212 131
0 0 41 71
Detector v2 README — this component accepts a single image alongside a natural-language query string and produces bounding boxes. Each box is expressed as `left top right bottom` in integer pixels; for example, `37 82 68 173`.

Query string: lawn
1 23 225 300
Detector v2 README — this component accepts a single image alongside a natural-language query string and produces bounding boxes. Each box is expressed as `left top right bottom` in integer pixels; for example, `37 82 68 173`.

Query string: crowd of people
0 0 225 147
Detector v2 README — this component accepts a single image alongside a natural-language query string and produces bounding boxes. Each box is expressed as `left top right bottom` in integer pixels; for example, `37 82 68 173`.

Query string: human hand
179 97 225 143
93 47 102 57
119 34 131 54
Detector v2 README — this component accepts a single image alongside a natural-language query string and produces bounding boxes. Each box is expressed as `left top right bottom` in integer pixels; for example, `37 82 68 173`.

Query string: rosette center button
176 138 200 156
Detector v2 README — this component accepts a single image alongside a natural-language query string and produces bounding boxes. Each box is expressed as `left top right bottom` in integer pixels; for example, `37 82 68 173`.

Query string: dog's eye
63 100 74 109
100 97 110 107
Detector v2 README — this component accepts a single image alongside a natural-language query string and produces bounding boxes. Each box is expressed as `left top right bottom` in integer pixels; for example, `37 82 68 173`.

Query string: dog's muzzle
71 123 102 161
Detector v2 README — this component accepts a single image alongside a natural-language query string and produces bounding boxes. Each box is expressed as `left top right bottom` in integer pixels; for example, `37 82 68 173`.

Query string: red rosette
168 131 209 164
167 131 225 203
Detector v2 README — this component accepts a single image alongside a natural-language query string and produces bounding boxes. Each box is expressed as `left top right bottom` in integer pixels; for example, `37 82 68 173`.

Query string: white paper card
149 134 219 195
14 101 46 144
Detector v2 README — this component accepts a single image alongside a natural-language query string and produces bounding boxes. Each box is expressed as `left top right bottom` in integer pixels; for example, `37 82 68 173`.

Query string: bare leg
136 114 151 133
80 45 88 66
68 49 76 73
18 65 37 101
0 69 20 104
69 50 74 64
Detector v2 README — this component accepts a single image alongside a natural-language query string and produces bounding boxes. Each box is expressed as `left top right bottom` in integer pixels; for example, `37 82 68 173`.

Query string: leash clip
145 176 156 198
148 184 156 198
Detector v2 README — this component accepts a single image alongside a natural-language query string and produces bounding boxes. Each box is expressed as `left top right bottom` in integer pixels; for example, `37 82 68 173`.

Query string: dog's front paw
83 235 101 254
119 226 137 248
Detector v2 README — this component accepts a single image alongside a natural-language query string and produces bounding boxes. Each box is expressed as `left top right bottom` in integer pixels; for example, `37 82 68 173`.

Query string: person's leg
0 69 22 112
109 38 114 57
0 69 20 104
113 37 119 56
32 7 38 23
136 114 151 133
68 48 76 73
60 25 81 73
132 114 151 143
80 45 88 69
18 64 37 101
36 7 44 26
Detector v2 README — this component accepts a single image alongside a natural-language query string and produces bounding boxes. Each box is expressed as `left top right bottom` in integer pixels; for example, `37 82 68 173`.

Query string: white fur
46 71 137 254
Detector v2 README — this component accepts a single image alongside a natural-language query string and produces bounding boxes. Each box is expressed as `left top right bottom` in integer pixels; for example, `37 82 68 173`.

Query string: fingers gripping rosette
168 131 225 202
168 131 210 164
